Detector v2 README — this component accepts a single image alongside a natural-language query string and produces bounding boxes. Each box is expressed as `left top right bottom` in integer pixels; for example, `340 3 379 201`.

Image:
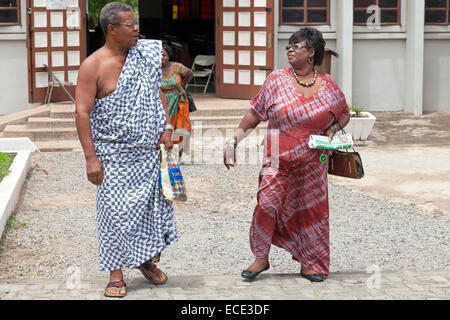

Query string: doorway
138 0 215 94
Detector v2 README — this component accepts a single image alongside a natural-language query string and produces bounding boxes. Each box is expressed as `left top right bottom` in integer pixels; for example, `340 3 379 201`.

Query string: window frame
425 0 450 25
353 0 401 26
279 0 331 26
0 0 21 26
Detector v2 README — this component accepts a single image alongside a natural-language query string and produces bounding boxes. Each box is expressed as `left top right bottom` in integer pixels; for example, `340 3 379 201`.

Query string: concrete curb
0 151 32 238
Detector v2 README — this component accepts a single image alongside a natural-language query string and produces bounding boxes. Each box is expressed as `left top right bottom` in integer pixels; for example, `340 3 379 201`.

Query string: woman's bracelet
330 121 342 134
226 138 237 147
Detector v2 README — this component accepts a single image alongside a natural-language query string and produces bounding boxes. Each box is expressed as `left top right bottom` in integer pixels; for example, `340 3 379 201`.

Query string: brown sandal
138 262 168 285
104 280 127 298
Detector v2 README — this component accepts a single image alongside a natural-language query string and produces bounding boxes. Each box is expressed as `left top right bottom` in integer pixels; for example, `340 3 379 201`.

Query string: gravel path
0 152 448 281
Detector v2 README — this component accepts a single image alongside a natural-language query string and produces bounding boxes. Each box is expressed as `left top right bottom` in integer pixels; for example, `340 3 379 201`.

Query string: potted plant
341 106 376 141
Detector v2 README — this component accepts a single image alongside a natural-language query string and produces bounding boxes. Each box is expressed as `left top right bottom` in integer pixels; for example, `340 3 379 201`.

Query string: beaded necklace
292 67 318 87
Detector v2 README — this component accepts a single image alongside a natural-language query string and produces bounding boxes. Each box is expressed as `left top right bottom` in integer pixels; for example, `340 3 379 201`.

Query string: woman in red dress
224 27 350 282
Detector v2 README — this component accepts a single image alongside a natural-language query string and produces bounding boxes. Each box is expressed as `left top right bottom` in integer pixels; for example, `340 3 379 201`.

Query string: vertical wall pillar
335 0 353 107
405 0 425 116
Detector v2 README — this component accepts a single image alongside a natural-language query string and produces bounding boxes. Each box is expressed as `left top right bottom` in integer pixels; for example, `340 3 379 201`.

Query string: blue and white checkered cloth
90 40 178 271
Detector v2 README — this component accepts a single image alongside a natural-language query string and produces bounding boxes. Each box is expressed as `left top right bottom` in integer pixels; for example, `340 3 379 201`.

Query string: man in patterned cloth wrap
75 2 178 298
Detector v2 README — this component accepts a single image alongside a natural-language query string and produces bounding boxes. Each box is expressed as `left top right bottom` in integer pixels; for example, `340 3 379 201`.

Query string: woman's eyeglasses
117 21 138 28
285 44 308 51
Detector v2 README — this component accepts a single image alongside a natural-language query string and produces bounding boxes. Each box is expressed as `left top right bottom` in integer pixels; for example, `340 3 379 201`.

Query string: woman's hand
325 128 335 142
224 138 237 170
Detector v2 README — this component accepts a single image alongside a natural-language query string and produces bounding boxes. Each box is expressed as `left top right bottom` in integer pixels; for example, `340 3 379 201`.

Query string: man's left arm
158 89 174 151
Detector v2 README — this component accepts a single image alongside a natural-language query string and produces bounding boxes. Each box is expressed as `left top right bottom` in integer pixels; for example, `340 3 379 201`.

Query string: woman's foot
104 270 127 298
300 265 327 282
241 258 270 280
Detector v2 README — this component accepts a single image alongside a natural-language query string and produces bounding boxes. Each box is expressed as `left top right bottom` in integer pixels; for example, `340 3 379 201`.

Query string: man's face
110 10 139 47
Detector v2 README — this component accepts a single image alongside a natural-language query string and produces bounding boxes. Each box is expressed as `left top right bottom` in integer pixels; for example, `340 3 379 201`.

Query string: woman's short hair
99 2 133 36
289 27 326 66
162 43 174 61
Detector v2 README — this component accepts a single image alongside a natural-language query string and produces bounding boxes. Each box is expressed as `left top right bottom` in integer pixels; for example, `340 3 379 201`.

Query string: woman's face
161 49 169 66
286 40 315 68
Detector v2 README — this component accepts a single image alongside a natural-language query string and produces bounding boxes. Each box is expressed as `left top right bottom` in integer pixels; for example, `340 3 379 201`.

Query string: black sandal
241 263 270 280
300 272 327 282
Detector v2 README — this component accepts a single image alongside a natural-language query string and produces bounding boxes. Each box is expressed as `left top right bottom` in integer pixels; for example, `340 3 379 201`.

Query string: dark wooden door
215 0 274 99
26 0 87 103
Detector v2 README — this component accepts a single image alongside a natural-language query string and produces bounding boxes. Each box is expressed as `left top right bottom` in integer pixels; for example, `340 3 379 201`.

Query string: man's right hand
86 156 104 186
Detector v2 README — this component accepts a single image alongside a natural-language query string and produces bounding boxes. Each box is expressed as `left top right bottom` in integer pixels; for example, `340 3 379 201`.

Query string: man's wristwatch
164 124 173 131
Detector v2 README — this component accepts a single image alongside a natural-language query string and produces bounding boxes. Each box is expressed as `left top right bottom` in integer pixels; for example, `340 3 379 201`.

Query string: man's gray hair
99 2 133 36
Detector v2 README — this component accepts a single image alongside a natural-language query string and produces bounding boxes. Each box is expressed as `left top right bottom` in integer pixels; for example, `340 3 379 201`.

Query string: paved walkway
1 102 449 301
0 270 448 300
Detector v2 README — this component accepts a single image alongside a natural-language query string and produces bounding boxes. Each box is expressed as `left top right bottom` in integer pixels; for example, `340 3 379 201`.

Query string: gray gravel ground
0 152 448 282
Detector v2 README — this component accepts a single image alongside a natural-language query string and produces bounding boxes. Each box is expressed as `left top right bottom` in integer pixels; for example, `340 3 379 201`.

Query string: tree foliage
88 0 139 22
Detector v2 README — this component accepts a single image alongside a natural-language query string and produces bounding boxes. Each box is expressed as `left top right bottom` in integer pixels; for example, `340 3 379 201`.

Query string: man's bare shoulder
80 47 107 72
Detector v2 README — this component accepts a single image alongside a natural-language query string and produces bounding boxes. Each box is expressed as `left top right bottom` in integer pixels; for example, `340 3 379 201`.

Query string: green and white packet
308 134 354 150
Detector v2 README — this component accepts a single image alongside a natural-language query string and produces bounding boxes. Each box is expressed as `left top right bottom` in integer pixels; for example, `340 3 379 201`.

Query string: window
354 0 401 26
173 0 190 20
0 0 20 26
280 0 330 25
425 0 449 25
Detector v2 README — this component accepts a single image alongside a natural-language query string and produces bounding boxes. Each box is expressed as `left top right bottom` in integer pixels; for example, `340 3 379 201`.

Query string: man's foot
241 257 270 280
104 279 127 298
138 261 168 284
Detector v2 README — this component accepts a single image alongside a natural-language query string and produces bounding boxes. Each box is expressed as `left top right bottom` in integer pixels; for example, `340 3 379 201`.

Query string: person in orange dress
161 44 194 163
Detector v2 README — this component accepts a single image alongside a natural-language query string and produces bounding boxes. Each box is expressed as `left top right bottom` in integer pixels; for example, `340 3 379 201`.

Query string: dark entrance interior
86 1 216 93
139 0 215 71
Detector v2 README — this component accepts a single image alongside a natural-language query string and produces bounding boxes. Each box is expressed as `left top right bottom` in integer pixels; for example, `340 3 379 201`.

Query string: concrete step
50 103 75 119
0 104 50 131
191 123 268 136
28 117 76 129
190 115 245 126
2 124 78 141
34 139 82 152
189 108 248 117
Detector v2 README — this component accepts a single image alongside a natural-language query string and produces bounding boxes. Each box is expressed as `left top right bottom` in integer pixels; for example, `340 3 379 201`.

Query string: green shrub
350 106 363 117
0 153 15 181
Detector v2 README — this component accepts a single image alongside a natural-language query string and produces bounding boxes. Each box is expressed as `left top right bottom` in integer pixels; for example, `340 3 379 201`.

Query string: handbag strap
333 119 357 154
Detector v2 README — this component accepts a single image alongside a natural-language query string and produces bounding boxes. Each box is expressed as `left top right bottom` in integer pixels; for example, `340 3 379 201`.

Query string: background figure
224 27 351 283
161 44 194 163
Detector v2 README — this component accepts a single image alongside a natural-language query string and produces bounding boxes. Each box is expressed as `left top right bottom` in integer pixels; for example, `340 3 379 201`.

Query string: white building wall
274 0 450 114
423 39 450 112
0 40 29 115
0 0 31 115
352 39 406 111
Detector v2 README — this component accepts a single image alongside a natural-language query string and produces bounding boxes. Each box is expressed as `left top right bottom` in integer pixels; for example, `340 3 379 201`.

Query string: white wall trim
0 33 27 40
336 0 353 107
424 25 450 33
405 0 425 116
353 33 407 40
424 33 450 40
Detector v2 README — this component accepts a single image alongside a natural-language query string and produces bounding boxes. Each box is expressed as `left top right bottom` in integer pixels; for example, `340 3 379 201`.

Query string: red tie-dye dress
249 68 349 276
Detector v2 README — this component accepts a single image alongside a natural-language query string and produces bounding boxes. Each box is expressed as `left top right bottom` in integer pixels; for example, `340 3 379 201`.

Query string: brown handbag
326 123 364 179
328 149 364 179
